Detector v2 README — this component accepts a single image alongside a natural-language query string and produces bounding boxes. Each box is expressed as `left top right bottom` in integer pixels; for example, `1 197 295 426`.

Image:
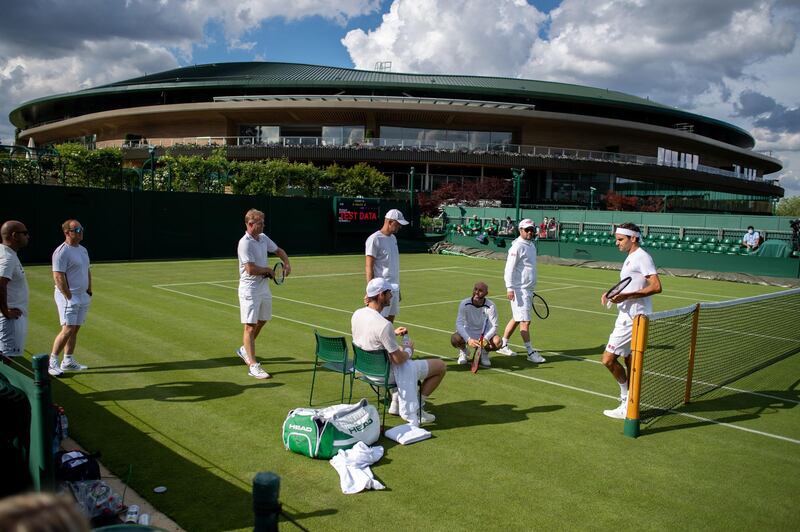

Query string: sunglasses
521 227 535 232
68 227 84 233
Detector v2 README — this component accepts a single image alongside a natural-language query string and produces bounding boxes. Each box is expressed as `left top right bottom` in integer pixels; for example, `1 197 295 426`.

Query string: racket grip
605 300 613 309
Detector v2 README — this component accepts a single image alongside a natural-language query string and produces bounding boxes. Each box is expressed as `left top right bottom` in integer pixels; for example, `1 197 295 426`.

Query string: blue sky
1 0 798 195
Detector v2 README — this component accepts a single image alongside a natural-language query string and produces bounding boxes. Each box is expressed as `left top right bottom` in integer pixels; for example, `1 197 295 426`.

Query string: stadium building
9 61 784 214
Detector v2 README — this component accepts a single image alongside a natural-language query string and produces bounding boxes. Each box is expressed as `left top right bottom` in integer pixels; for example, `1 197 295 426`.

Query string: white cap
385 209 409 225
518 218 536 229
366 277 393 297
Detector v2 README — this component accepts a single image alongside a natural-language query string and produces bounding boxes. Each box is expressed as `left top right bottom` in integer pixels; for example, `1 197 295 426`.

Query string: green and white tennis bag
282 399 380 459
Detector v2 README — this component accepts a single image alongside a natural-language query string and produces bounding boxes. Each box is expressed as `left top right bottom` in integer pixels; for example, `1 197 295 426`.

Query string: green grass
17 253 800 531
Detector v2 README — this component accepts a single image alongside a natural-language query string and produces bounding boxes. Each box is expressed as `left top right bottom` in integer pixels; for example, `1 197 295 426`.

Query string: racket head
605 276 632 299
470 341 482 374
532 293 549 319
272 262 285 285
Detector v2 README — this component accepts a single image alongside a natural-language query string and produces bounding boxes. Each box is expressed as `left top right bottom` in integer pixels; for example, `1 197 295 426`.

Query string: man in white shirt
351 278 446 425
235 208 291 379
365 209 408 322
450 282 501 367
601 223 662 419
0 220 30 358
497 219 546 363
742 226 761 251
49 219 92 377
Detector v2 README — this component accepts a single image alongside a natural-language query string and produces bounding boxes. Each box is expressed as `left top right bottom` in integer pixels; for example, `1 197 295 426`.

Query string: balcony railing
105 136 769 183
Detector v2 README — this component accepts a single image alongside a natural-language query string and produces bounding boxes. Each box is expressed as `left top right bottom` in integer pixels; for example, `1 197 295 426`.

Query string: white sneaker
603 403 627 419
497 345 516 356
526 350 546 363
60 357 87 371
479 349 491 367
388 391 400 415
418 410 436 424
249 363 271 379
235 346 248 363
48 358 63 377
457 351 469 365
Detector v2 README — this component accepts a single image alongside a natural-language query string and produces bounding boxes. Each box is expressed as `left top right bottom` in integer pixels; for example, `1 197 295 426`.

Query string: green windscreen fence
0 185 412 262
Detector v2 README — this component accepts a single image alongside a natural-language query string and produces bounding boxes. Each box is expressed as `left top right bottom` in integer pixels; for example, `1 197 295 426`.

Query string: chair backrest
314 331 348 364
352 344 390 382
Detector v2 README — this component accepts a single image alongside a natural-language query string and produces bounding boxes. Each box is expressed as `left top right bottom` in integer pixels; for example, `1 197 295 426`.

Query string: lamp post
147 145 156 190
589 186 597 210
409 166 415 222
512 168 525 224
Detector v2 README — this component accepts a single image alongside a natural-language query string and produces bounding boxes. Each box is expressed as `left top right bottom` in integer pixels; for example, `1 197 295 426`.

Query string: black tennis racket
532 293 550 319
268 262 285 285
604 276 632 308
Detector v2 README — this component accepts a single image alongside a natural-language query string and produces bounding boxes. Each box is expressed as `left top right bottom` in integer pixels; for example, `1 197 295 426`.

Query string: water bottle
402 333 411 347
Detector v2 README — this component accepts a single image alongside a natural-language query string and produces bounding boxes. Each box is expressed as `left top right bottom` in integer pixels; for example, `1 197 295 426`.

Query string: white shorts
606 314 634 357
509 289 532 322
0 313 27 356
240 291 272 324
380 285 400 318
55 291 91 326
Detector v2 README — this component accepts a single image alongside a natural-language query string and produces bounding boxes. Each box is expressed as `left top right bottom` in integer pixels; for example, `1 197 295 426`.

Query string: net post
683 303 701 405
624 314 648 438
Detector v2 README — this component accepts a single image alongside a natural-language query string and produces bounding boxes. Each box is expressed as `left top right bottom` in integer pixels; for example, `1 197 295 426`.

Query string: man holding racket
451 282 501 367
235 208 291 379
601 222 661 419
497 219 546 363
365 209 408 323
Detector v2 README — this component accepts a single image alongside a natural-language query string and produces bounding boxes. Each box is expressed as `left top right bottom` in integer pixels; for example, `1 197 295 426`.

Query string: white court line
401 284 580 309
154 284 800 444
153 266 459 288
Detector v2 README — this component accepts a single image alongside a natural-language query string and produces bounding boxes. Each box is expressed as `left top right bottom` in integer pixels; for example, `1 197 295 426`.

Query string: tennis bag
282 399 380 459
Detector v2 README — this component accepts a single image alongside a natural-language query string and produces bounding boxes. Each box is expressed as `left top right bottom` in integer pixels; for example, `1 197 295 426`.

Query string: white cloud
342 0 546 75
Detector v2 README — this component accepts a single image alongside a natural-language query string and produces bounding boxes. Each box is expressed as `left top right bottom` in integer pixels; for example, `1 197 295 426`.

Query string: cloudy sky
1 0 798 196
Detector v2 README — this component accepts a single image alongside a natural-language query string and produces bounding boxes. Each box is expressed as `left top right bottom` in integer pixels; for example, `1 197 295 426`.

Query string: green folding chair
309 331 353 406
349 344 392 428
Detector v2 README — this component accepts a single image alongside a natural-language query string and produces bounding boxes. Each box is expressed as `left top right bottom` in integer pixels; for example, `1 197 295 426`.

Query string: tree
776 196 800 217
331 162 390 197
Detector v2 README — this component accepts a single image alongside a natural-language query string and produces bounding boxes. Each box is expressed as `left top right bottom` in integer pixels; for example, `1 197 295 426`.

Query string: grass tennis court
18 253 800 530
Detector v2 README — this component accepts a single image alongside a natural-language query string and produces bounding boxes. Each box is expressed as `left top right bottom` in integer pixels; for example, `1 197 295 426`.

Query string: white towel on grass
384 423 431 445
329 442 385 494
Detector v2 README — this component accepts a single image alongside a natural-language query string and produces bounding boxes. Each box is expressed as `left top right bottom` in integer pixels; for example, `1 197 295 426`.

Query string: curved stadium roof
10 62 755 149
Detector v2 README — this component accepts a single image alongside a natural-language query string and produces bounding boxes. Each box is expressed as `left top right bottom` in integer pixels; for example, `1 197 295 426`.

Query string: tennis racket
471 316 489 374
268 262 286 285
604 276 632 308
532 293 550 319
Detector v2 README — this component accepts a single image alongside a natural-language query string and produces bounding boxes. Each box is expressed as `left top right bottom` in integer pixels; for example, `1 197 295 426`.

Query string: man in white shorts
451 281 502 367
601 222 662 419
365 209 408 323
497 218 546 363
351 278 446 425
49 219 92 377
235 208 291 379
0 221 30 358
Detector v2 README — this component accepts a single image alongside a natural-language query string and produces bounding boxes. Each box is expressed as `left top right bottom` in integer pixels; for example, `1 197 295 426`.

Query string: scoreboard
334 197 382 232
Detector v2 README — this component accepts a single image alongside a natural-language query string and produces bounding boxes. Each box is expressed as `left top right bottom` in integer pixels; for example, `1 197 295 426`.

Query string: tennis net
630 288 800 425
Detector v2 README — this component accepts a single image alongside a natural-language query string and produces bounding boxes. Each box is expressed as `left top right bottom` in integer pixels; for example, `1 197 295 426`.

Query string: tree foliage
416 177 512 216
331 162 391 197
776 196 800 217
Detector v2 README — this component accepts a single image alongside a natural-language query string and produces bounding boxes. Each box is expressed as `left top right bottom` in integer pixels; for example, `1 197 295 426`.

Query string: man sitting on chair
351 278 446 425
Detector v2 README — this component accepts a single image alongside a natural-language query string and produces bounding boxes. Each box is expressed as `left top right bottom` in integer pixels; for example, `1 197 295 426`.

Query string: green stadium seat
675 243 685 251
701 243 715 252
712 245 726 254
669 235 679 242
664 242 676 249
571 236 580 243
650 241 662 249
657 234 667 241
722 237 734 245
726 246 739 255
686 244 698 252
694 237 705 244
706 237 718 245
560 234 570 242
591 237 601 244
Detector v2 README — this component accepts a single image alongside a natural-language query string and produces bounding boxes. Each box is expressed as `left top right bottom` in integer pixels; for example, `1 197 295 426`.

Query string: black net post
253 471 281 532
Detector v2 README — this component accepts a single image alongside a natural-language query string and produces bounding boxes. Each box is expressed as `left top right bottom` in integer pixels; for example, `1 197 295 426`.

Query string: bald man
451 282 502 367
0 221 30 357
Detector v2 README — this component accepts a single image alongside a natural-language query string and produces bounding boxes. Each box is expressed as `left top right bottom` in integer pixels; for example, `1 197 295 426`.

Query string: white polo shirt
52 243 90 294
238 232 278 295
617 247 658 318
0 244 28 313
455 297 498 341
365 231 400 285
351 307 400 354
504 237 537 291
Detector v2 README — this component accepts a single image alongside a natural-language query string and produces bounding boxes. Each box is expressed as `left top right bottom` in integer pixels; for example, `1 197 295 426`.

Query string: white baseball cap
366 277 393 297
385 209 409 225
518 218 536 229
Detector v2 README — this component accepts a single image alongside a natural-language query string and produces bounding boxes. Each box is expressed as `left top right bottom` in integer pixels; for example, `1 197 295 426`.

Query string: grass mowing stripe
369 284 580 309
157 284 800 445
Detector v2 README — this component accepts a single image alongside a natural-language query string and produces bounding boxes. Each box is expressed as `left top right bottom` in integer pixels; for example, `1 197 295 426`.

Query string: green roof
9 61 754 147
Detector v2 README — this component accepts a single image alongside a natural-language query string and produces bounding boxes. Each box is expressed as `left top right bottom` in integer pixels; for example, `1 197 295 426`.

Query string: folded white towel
384 423 432 445
329 442 385 494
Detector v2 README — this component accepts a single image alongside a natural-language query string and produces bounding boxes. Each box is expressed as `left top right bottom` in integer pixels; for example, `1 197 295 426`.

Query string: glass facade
379 126 512 148
238 125 280 144
322 126 365 145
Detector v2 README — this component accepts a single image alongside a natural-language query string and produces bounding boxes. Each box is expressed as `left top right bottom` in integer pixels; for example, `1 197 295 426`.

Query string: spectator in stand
742 226 761 251
539 217 549 239
455 224 467 236
547 217 558 239
503 216 515 235
466 215 482 235
485 218 499 236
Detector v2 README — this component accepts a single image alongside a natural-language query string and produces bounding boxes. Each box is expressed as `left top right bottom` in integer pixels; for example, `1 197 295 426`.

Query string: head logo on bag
282 399 380 459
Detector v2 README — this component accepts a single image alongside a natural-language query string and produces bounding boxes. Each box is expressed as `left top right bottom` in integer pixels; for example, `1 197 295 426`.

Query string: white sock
458 349 467 356
524 341 533 352
501 337 509 347
64 354 73 361
49 354 58 364
619 382 629 397
421 394 428 407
